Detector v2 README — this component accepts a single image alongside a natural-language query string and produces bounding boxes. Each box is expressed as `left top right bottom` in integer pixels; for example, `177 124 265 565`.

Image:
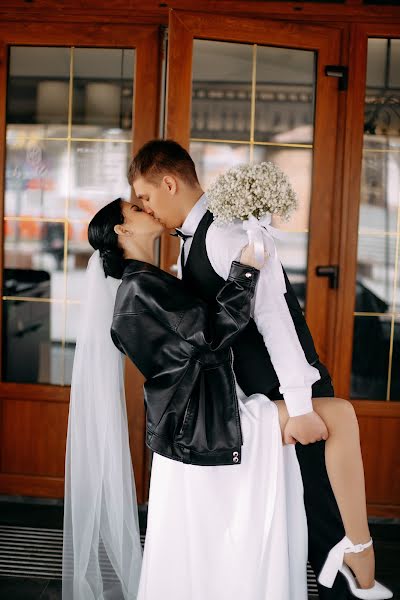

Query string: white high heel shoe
318 536 393 599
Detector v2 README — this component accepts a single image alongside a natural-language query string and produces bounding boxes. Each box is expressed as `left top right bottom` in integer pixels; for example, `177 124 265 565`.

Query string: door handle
315 264 339 289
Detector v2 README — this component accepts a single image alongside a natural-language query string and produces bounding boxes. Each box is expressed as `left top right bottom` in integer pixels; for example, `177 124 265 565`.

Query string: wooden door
163 12 400 517
0 22 161 503
333 24 400 517
164 10 342 380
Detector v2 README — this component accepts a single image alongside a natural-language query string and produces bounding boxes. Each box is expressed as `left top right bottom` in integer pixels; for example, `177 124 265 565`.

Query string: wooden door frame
0 21 161 503
333 23 400 414
328 23 400 517
164 9 342 367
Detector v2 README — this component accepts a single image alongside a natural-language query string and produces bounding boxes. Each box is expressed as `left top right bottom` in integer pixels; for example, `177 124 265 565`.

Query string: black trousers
268 361 350 599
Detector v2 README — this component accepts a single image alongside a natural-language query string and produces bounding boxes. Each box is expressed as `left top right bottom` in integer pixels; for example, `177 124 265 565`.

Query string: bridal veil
62 249 142 599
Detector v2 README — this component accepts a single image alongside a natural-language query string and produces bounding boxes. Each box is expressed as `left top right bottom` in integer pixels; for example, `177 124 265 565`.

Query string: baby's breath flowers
206 162 298 225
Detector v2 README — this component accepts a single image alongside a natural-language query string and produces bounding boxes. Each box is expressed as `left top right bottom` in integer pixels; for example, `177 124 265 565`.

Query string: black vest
182 210 320 397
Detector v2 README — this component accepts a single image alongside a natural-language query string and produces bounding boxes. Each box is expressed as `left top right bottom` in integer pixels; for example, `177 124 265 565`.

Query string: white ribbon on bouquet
242 213 288 295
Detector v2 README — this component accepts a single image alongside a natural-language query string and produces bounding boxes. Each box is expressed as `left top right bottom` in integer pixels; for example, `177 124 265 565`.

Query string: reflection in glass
7 47 70 134
366 38 400 90
5 136 68 219
4 44 135 384
390 40 400 88
253 145 312 231
255 46 315 144
190 142 250 189
390 320 400 401
190 39 316 316
360 140 400 234
351 314 391 400
351 38 400 401
365 39 400 137
69 140 131 215
72 48 135 139
191 40 315 145
366 39 388 89
2 298 65 385
65 236 93 302
192 40 252 141
66 141 131 300
4 220 65 299
275 233 308 311
64 303 81 385
356 234 397 309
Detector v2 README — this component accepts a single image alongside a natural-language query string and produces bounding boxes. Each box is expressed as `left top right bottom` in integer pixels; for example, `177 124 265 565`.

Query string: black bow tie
171 229 193 242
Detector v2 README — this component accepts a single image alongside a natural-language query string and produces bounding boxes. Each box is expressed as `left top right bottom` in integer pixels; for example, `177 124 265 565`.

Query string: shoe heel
318 559 339 588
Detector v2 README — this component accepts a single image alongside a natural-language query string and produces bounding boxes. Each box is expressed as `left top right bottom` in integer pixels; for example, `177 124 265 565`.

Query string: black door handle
315 265 339 289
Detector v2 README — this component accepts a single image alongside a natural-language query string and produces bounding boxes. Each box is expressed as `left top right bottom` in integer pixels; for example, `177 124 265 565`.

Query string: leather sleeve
176 261 260 352
112 261 259 357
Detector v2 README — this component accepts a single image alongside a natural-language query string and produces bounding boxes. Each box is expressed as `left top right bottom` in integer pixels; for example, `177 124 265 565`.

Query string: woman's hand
240 242 267 270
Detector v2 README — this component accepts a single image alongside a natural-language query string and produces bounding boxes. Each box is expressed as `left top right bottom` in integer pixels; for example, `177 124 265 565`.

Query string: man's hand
240 243 267 270
283 411 328 445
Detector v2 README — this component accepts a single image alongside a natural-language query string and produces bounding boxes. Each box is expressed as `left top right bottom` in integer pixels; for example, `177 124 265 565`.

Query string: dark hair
88 198 127 279
127 139 199 187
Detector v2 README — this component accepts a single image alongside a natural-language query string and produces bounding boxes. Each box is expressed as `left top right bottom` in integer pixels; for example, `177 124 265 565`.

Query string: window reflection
3 298 65 385
191 40 316 313
351 37 400 401
4 220 65 298
351 314 391 400
190 142 250 189
3 45 135 385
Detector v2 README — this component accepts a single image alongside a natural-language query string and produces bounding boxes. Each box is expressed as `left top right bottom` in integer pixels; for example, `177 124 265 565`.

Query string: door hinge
324 65 348 91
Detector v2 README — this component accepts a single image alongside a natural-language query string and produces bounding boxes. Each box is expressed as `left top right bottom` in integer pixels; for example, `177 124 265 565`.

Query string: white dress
137 384 308 600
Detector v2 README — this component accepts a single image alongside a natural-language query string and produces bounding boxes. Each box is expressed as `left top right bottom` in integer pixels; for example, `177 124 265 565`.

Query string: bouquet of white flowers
206 162 297 292
206 161 298 225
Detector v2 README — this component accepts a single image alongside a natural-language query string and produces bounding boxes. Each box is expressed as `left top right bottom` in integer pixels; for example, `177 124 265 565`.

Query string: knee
331 397 359 430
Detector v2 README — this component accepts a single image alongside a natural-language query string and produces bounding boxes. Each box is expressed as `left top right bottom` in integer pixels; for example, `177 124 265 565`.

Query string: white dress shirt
177 193 321 417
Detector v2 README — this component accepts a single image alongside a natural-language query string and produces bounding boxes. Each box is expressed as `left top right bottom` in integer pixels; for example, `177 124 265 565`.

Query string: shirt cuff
279 387 314 417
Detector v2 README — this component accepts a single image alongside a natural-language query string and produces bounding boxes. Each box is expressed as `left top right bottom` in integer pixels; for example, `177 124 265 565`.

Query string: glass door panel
189 39 316 311
351 37 400 401
4 45 135 385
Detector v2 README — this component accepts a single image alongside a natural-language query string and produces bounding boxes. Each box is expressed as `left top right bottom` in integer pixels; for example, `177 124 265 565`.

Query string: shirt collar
180 192 207 236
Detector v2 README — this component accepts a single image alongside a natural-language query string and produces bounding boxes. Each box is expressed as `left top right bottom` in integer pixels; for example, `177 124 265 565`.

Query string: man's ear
162 175 177 195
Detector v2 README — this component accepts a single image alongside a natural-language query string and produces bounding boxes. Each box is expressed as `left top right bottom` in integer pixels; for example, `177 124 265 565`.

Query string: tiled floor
0 497 398 599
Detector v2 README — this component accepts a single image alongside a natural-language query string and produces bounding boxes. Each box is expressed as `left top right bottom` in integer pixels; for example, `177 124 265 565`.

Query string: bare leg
276 397 375 589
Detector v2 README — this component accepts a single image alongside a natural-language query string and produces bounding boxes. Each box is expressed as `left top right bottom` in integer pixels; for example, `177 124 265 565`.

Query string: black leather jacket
110 259 260 466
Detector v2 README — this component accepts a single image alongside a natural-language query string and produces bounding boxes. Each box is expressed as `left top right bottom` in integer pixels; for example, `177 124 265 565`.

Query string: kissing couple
62 139 393 600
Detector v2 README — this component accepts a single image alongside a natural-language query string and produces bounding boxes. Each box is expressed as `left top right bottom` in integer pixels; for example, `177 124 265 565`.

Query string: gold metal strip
69 137 131 143
61 47 75 386
7 137 131 143
4 216 66 223
3 296 80 304
4 214 308 230
354 312 392 317
253 140 313 150
249 44 257 163
190 137 250 145
363 148 400 154
5 216 92 224
386 315 396 401
275 229 309 233
358 229 398 237
190 138 313 150
5 215 309 231
385 190 400 400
